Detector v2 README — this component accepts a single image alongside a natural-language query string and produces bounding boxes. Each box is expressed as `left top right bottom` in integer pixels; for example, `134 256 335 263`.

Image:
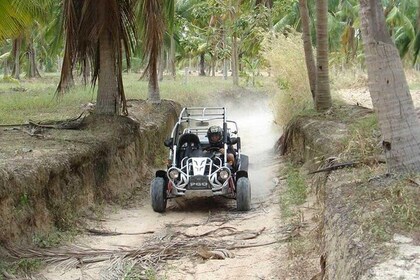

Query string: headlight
169 169 179 180
219 169 230 180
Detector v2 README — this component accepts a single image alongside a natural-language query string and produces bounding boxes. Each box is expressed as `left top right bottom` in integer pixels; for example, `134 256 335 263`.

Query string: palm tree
360 0 420 173
138 0 170 104
58 0 137 115
314 0 332 112
166 0 176 79
230 0 241 86
335 0 359 63
2 1 57 80
11 35 23 79
298 0 316 100
272 1 300 32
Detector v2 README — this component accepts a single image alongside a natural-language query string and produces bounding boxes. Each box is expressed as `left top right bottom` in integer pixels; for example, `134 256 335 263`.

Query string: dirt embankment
280 104 420 279
0 100 180 245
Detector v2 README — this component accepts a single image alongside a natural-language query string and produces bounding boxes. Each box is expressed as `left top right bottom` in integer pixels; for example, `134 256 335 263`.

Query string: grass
32 228 78 249
263 33 314 127
353 177 420 243
341 113 381 161
280 164 308 218
125 265 164 280
330 63 368 91
0 258 43 280
0 72 246 124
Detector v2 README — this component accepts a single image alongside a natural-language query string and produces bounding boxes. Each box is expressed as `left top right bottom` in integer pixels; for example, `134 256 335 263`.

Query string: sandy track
38 96 292 279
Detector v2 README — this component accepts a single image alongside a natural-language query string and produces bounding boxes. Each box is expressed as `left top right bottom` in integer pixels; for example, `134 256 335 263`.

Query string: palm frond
139 0 165 85
0 0 31 41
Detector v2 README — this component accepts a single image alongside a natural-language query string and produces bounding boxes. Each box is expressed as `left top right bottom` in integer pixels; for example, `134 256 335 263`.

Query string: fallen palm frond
85 228 155 236
197 247 235 260
28 112 87 130
5 241 188 269
4 226 283 270
100 256 138 280
179 226 237 238
240 227 266 240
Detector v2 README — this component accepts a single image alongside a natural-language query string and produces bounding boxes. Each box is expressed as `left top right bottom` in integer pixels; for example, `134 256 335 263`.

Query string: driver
206 126 235 167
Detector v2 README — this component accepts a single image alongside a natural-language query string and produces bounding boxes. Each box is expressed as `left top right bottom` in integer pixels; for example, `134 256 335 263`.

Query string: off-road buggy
150 107 251 212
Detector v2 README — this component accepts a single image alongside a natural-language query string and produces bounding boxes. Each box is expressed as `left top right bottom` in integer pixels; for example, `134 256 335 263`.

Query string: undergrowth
0 73 238 124
280 164 308 219
354 176 420 243
0 258 43 280
263 33 314 127
340 112 381 162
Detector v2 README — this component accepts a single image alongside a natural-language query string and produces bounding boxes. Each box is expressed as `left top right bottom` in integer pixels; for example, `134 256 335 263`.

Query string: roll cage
165 107 241 169
151 106 251 212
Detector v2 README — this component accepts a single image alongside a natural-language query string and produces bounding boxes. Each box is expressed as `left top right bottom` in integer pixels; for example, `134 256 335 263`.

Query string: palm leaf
0 0 31 41
138 0 165 85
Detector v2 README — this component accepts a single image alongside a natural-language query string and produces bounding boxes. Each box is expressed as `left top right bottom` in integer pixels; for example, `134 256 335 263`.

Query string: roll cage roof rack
166 107 239 167
179 107 227 122
169 107 238 143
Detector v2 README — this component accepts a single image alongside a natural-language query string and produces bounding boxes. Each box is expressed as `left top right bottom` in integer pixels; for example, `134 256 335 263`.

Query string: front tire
236 177 251 211
151 177 167 213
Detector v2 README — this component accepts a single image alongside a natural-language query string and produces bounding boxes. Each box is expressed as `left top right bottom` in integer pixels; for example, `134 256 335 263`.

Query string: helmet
207 126 223 145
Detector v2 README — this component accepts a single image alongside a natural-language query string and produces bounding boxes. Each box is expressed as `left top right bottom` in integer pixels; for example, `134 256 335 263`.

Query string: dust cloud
224 95 282 203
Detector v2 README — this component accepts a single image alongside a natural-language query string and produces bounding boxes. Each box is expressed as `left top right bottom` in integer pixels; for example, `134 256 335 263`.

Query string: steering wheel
205 147 222 159
206 146 221 152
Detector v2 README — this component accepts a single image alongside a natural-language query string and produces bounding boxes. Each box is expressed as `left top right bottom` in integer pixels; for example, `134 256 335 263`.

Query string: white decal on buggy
192 158 207 175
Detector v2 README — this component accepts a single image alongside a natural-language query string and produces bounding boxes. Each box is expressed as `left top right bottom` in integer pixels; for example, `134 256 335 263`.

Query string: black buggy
150 107 251 212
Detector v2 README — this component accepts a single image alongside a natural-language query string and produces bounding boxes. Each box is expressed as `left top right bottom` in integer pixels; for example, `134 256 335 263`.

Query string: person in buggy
205 125 236 167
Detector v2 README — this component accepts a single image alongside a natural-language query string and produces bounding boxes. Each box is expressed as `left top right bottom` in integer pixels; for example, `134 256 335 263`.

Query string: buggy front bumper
166 157 234 197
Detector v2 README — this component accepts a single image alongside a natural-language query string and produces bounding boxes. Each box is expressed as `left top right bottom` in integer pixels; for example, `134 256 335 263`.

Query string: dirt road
38 96 292 279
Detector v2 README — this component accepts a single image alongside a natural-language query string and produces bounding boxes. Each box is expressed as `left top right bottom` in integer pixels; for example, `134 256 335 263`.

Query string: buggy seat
176 133 202 165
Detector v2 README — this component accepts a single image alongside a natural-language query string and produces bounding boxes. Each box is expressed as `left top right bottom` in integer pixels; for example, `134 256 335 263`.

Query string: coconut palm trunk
148 63 160 103
418 0 420 31
169 35 176 79
299 0 316 100
12 36 22 80
82 59 91 86
57 38 75 95
96 31 119 115
222 27 228 80
360 0 420 173
141 0 165 103
3 60 8 78
27 36 41 78
315 0 332 111
199 53 206 76
158 47 165 82
57 0 135 114
232 35 239 85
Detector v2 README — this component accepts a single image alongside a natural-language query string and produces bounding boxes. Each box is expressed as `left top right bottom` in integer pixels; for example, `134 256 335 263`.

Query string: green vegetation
354 177 420 243
341 113 381 161
125 266 163 280
0 73 241 124
280 164 308 218
264 33 314 127
0 258 43 280
32 228 78 249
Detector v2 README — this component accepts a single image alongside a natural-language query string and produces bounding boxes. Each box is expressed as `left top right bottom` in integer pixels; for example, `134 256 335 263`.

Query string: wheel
151 177 167 213
236 177 251 211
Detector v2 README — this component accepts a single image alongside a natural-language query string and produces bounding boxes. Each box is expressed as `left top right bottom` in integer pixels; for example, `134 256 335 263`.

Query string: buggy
150 107 251 212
